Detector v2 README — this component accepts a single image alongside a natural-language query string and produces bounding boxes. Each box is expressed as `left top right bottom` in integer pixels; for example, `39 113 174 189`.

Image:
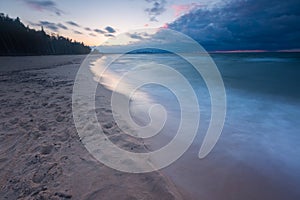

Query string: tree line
0 14 91 56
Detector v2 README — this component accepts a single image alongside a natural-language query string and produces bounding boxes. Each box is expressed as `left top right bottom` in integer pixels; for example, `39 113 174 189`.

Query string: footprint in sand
38 124 47 131
40 145 53 155
103 122 113 129
32 163 62 184
54 132 70 142
55 115 65 122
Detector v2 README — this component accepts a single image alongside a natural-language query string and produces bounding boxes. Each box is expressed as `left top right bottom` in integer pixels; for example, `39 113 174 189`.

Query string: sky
0 0 215 46
169 0 300 51
1 0 299 51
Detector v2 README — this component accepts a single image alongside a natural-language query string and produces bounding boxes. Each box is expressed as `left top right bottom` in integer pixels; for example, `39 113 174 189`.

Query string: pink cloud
172 3 201 17
161 23 168 29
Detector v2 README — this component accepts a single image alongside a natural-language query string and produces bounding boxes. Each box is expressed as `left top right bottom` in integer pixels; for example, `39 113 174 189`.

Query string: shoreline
2 53 299 199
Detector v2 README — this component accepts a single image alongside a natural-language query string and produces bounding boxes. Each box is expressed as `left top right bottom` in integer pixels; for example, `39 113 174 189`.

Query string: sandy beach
0 55 185 200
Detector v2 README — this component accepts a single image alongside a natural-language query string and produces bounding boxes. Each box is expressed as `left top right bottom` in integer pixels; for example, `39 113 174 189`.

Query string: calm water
92 52 300 199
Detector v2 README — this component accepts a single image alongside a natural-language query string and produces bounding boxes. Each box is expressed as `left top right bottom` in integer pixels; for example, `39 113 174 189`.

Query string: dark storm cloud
30 21 69 32
127 32 150 40
105 33 115 38
73 30 82 35
94 29 105 34
57 23 68 30
39 21 59 31
85 27 92 31
66 21 80 27
169 0 300 51
105 26 116 33
22 0 63 16
127 33 144 40
145 0 167 21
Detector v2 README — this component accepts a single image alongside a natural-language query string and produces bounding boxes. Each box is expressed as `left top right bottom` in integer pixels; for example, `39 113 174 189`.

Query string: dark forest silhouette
0 14 91 56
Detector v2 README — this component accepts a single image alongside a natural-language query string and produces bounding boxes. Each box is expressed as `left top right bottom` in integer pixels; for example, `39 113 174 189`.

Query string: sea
91 52 300 199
